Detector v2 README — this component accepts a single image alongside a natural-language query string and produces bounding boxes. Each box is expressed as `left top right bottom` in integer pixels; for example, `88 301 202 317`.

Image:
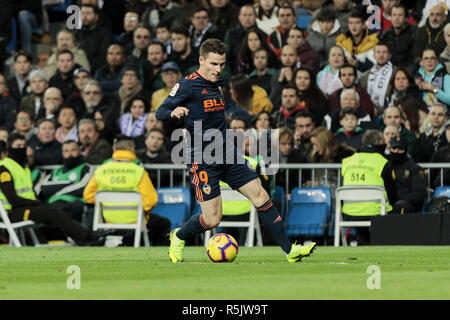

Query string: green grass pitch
0 246 449 300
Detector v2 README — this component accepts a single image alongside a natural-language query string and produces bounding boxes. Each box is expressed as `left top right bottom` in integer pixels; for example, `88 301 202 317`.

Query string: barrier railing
35 163 450 200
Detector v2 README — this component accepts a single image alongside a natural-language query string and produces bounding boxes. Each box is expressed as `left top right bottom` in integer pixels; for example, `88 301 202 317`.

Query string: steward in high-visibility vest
37 140 93 222
0 133 104 246
341 131 395 216
83 139 159 224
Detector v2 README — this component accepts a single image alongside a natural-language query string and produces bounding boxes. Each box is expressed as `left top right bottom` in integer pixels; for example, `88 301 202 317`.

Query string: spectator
360 42 394 112
328 64 375 119
271 85 304 130
413 3 447 65
379 4 417 69
48 49 78 100
340 129 395 245
75 4 112 73
381 105 417 156
37 140 93 222
267 5 297 57
151 61 182 111
55 105 78 144
208 0 240 34
286 27 320 73
15 0 42 54
63 67 90 120
325 88 374 133
141 0 184 33
335 107 364 150
7 51 33 105
118 11 140 56
236 27 278 75
441 23 450 73
94 106 119 146
383 124 400 158
255 0 279 36
0 133 105 246
0 73 18 131
293 110 315 159
397 95 429 137
12 111 36 142
229 73 273 115
389 136 426 214
125 26 152 68
118 66 150 114
430 119 450 189
248 48 277 95
44 29 90 79
40 87 64 122
416 47 450 107
155 21 173 55
336 9 379 72
145 111 165 133
414 103 448 162
19 69 48 124
371 0 415 34
120 96 150 151
225 4 259 74
189 7 223 52
126 0 152 16
308 0 353 34
78 118 112 165
275 126 308 192
316 45 345 97
95 44 125 97
290 66 328 127
168 25 199 75
269 44 298 107
27 119 63 166
307 7 342 68
80 79 119 120
384 67 423 109
83 138 170 246
140 42 168 94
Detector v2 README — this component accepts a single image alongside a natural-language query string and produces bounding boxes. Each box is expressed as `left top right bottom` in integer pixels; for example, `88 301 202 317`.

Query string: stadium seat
152 187 191 229
93 191 150 247
334 185 387 247
0 200 40 247
285 187 331 239
433 186 450 198
204 186 263 247
273 186 286 220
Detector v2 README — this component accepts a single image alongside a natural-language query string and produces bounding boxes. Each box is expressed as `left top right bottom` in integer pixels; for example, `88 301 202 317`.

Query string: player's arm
155 80 191 121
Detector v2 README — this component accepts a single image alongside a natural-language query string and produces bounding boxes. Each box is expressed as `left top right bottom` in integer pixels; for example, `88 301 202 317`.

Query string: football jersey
156 70 236 164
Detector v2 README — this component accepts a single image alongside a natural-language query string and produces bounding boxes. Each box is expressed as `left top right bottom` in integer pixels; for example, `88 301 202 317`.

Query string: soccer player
156 38 316 263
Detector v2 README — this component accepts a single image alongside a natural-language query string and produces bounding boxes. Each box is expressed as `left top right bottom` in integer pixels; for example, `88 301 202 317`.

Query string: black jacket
27 138 63 166
0 93 17 131
389 158 427 211
75 24 112 73
379 23 417 67
414 129 448 163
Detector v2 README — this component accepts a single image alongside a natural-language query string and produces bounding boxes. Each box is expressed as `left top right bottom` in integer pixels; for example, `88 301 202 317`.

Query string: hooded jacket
307 19 342 67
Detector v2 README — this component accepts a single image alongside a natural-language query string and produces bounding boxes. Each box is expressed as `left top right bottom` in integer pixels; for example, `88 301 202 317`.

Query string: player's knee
202 213 221 229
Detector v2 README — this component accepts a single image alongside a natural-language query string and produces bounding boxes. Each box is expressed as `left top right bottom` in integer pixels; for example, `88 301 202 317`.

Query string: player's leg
169 164 222 262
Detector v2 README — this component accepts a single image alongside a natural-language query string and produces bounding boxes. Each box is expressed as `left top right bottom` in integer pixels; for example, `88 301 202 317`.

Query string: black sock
257 200 292 254
176 214 209 240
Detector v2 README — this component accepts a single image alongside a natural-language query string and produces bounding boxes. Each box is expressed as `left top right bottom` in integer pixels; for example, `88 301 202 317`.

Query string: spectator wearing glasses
118 11 140 56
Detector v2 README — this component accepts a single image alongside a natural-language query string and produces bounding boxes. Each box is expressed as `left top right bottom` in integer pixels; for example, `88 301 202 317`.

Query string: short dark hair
294 110 314 122
199 38 226 58
339 106 358 120
8 133 26 147
277 5 296 17
124 96 150 114
147 127 166 138
62 139 80 148
317 7 336 22
339 64 357 78
171 24 189 37
193 7 209 17
147 41 165 53
282 84 299 97
230 116 249 130
57 49 74 60
391 3 407 15
81 3 99 15
37 118 56 130
14 50 32 63
349 9 365 22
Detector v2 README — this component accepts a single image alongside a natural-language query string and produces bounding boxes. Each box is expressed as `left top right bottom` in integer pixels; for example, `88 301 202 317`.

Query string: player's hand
171 106 189 119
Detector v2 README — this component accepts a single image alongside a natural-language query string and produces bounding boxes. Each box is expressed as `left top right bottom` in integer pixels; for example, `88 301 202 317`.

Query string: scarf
120 112 148 138
118 82 143 113
280 103 305 119
367 62 392 108
319 66 342 96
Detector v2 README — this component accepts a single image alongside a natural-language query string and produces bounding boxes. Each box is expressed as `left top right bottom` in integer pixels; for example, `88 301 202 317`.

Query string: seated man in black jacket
27 118 63 166
389 136 426 214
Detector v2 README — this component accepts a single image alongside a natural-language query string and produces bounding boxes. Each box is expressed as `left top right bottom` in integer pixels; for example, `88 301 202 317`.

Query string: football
206 233 239 263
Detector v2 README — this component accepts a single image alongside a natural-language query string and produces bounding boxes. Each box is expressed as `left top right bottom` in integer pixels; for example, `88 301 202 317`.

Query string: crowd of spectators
0 0 449 230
